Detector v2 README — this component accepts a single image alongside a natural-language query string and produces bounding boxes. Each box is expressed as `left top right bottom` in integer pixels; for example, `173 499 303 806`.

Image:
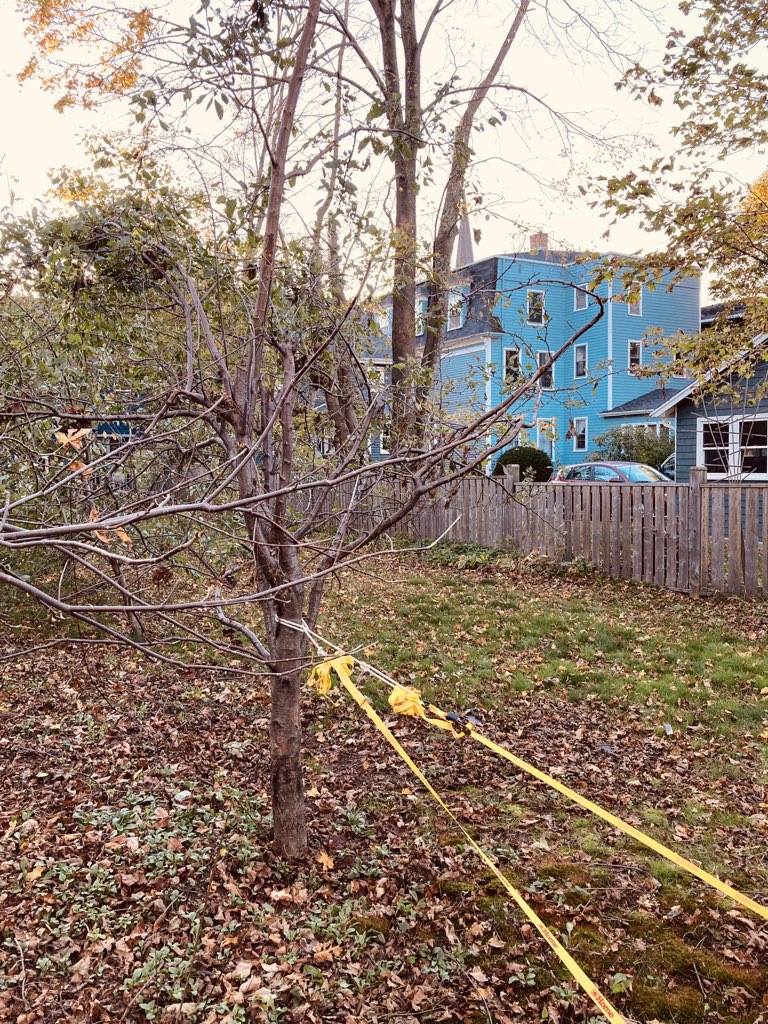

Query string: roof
498 249 587 265
601 386 682 418
649 332 768 418
701 302 746 327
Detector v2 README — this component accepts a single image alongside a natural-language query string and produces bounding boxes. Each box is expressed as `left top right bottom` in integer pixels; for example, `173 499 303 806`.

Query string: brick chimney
530 231 549 252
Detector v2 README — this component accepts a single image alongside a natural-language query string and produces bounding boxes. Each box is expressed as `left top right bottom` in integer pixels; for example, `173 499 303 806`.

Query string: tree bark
421 0 531 380
369 0 422 445
270 621 308 859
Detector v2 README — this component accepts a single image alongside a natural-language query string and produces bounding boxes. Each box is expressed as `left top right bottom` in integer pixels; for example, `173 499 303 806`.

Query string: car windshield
622 464 667 482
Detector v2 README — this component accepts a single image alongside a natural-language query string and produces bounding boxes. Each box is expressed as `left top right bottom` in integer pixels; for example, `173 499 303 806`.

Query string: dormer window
372 308 390 337
415 296 428 336
447 288 466 331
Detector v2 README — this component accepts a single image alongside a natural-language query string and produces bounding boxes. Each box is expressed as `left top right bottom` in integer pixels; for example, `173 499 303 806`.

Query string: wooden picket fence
405 468 768 599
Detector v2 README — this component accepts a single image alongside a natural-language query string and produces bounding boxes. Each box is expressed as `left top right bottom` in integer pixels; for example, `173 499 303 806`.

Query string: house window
697 416 768 480
628 340 642 374
447 288 466 332
574 343 588 379
504 348 521 384
627 285 642 316
537 418 556 459
536 351 554 389
372 308 390 338
701 422 730 475
415 296 428 337
527 289 545 325
379 424 391 455
574 287 588 311
370 359 392 389
739 419 768 476
572 417 588 452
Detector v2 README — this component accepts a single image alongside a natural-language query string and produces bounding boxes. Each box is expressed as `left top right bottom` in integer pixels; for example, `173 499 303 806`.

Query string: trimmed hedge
492 444 553 481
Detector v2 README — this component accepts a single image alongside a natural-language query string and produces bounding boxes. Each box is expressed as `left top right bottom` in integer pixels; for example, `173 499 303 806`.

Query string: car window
566 465 593 480
622 464 667 482
593 465 623 482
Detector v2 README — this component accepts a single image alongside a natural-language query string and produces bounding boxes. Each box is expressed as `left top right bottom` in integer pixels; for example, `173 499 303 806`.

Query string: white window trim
527 289 545 326
536 350 554 389
627 286 642 317
696 414 768 481
572 416 588 452
537 418 557 460
628 339 642 375
574 286 588 311
574 342 588 379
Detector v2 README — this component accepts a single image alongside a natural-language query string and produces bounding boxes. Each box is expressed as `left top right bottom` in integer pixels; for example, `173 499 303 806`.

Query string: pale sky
0 0 764 267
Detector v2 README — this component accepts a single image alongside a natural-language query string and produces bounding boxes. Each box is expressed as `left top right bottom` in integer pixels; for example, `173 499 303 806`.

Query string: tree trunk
270 623 308 859
390 151 419 441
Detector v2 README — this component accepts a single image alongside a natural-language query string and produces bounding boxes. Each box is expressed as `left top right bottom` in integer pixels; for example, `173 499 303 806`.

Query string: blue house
371 232 700 467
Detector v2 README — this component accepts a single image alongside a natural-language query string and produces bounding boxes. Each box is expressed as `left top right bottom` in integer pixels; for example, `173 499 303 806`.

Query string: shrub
590 425 673 468
423 540 501 569
492 444 553 481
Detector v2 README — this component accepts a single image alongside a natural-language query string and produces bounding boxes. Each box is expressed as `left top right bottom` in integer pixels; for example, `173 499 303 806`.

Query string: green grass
323 554 768 741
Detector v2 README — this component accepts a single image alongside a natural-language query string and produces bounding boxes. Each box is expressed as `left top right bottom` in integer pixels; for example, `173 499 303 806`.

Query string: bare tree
5 0 624 857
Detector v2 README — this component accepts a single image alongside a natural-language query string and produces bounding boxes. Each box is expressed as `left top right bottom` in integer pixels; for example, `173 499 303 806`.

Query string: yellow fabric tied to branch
388 685 427 719
307 655 355 696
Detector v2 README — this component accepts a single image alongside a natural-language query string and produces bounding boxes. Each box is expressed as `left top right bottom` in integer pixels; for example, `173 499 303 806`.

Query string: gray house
651 338 768 483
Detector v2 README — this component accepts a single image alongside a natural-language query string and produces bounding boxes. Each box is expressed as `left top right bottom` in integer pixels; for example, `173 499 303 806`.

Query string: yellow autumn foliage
743 168 768 220
17 1 153 109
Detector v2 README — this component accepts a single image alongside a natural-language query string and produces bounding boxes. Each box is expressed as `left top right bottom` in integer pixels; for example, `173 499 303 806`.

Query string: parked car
552 461 669 483
659 453 675 480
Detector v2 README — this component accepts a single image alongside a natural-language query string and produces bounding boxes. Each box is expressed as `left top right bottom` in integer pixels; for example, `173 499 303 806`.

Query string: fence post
689 466 706 597
502 465 520 550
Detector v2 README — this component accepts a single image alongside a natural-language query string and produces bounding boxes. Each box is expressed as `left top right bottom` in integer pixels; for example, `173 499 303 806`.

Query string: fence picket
677 486 689 592
744 488 759 597
727 489 743 593
642 485 654 583
666 488 678 590
711 489 725 592
653 487 666 587
611 487 621 577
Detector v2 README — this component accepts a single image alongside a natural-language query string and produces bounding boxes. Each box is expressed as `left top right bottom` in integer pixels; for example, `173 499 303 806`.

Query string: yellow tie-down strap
317 661 627 1024
309 657 768 923
413 694 768 924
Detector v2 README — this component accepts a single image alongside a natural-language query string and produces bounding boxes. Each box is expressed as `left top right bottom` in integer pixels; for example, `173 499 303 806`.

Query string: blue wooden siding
438 343 490 422
610 275 699 412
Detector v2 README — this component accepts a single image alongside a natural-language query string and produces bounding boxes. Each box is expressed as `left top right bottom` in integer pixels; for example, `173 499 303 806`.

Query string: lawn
1 550 766 1023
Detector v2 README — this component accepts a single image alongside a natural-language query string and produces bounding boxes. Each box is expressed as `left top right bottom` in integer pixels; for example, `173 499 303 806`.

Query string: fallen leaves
1 560 767 1023
316 849 334 872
